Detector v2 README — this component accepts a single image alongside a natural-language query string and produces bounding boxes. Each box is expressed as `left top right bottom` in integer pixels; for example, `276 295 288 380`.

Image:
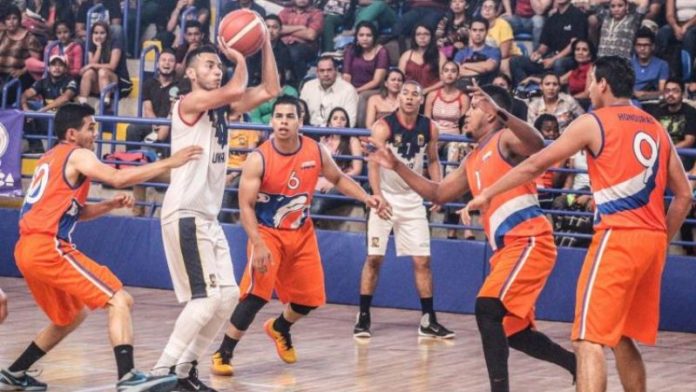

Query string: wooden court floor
0 276 694 392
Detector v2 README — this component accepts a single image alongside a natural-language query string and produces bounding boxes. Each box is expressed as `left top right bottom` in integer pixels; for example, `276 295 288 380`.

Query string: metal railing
1 79 21 109
137 45 161 117
84 4 107 65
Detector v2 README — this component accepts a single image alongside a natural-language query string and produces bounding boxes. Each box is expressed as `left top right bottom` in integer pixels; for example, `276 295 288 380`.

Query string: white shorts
162 217 237 303
367 205 430 257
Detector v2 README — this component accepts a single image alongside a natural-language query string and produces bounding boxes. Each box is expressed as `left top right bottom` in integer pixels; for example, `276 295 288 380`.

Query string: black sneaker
116 369 176 392
0 369 47 391
353 312 371 338
172 361 216 392
418 314 455 339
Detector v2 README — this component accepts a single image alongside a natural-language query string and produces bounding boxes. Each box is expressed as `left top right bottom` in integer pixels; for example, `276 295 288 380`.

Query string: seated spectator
75 0 123 41
221 0 266 18
126 49 181 153
552 147 593 248
527 72 584 131
78 21 132 108
533 114 564 209
311 107 363 217
504 0 551 49
298 97 311 126
219 112 263 223
343 21 389 94
632 27 669 101
509 0 587 85
249 74 299 124
597 0 642 59
20 54 76 152
395 0 449 51
26 21 83 79
161 0 211 49
278 0 324 82
657 0 696 66
586 0 647 46
0 5 42 101
248 14 294 87
399 23 446 95
424 60 469 148
321 0 354 53
27 0 74 33
435 0 470 58
301 56 359 126
174 20 206 76
454 17 501 85
353 0 398 32
365 68 404 127
481 0 522 76
492 73 527 119
560 38 594 105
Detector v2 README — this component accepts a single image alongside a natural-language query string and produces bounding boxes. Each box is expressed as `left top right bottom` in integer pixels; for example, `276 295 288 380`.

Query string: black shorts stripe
178 217 207 299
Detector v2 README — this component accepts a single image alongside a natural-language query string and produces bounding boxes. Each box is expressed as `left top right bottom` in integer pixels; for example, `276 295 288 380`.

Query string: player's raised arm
229 33 282 115
238 151 272 272
319 144 379 209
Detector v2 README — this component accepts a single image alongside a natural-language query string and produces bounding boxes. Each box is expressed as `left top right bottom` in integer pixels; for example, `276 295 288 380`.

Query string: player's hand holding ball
217 9 268 58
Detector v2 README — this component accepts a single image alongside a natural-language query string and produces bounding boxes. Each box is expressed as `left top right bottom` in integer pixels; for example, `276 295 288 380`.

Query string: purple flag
0 110 24 196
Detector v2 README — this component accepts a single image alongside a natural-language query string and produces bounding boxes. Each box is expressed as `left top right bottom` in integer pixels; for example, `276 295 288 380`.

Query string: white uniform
161 97 237 302
367 112 433 257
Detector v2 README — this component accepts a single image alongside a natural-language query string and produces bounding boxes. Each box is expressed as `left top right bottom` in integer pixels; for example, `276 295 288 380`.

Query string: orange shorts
239 222 325 307
479 235 556 336
14 234 123 326
572 229 667 347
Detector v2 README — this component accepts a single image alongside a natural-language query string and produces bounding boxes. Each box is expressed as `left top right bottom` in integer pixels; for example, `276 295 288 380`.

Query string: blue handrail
42 40 60 78
84 4 107 65
1 78 22 109
137 44 161 117
122 1 130 56
179 6 198 46
97 82 121 158
133 0 142 56
215 0 224 39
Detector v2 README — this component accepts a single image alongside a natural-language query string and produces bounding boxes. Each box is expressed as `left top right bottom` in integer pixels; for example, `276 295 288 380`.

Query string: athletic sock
273 314 293 334
420 297 436 321
114 344 134 379
8 342 46 373
359 295 372 317
218 334 239 360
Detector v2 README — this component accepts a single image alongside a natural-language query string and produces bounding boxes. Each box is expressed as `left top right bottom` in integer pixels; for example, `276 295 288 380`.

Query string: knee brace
229 294 267 331
290 303 317 315
475 297 507 328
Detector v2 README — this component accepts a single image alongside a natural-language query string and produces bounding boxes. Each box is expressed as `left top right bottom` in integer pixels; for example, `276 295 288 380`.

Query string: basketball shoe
0 369 46 391
264 318 297 364
172 361 216 392
210 352 233 377
116 370 176 392
353 312 371 338
418 314 455 339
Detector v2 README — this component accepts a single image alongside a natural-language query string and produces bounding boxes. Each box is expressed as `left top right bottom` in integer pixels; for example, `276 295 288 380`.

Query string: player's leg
574 340 607 392
507 324 576 380
357 209 392 336
613 336 646 392
475 296 511 392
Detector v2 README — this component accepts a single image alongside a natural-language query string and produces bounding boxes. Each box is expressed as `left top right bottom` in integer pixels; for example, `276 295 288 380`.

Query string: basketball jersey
466 131 551 251
255 135 322 230
587 105 670 231
161 96 229 222
19 143 90 242
380 111 432 209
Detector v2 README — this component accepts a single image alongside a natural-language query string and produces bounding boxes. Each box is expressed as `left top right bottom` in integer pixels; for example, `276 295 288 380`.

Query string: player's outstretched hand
252 241 272 274
110 193 135 209
458 194 490 225
372 194 392 220
362 139 398 170
216 36 245 64
168 145 204 168
467 79 501 117
0 288 7 324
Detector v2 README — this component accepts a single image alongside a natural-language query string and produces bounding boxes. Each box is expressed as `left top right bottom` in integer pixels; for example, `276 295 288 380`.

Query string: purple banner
0 110 24 196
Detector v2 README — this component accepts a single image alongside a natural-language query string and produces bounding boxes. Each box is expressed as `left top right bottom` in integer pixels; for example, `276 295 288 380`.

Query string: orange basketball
218 9 267 57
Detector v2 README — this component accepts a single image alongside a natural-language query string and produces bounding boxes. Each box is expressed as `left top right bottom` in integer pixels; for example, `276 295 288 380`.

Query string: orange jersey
466 131 552 251
587 105 670 231
255 135 322 230
19 143 90 242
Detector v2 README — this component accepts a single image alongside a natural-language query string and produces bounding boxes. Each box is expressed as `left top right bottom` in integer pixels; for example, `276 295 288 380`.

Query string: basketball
218 9 266 57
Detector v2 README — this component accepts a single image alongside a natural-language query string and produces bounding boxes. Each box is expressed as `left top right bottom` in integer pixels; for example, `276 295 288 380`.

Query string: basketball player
0 288 6 324
465 56 693 391
151 34 281 391
367 84 577 391
1 103 202 391
209 95 381 374
354 81 454 339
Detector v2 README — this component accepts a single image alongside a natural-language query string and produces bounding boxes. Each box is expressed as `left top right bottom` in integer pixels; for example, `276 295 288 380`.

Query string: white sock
77 97 87 104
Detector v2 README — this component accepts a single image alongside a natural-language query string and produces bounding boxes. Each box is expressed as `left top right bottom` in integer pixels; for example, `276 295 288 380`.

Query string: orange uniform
572 105 670 347
466 131 555 336
15 143 122 326
239 136 325 306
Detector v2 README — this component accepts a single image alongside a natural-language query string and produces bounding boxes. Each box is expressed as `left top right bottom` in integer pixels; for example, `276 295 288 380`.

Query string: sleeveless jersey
466 131 551 251
431 89 464 135
587 105 670 231
19 143 90 242
161 96 229 222
380 111 433 209
255 135 322 230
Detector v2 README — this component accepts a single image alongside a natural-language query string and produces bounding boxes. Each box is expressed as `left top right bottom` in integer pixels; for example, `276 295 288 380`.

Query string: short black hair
184 20 202 32
316 55 338 69
265 14 282 28
634 27 655 44
185 45 218 68
481 84 512 112
534 113 559 131
665 77 684 92
3 5 21 22
272 95 302 117
493 73 512 90
55 103 95 141
470 17 489 31
593 56 635 99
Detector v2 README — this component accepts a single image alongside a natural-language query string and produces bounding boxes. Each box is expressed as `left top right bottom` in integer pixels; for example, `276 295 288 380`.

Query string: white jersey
161 97 229 222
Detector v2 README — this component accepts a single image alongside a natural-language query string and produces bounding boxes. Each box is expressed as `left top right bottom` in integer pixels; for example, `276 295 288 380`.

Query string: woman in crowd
364 68 404 127
435 0 470 58
560 38 595 107
399 23 446 95
527 72 584 131
343 21 389 93
26 20 83 79
597 0 643 59
0 5 42 98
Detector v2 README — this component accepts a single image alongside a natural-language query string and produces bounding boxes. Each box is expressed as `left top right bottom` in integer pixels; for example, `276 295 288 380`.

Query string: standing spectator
248 14 294 87
343 21 389 93
560 38 595 104
435 0 470 58
77 21 132 107
509 0 587 85
395 0 449 51
454 17 501 85
597 0 643 59
279 0 324 81
644 78 696 160
657 0 696 65
220 0 266 18
527 72 584 131
161 0 211 49
632 27 670 101
125 50 180 152
365 68 404 127
480 0 522 76
504 0 551 49
399 23 446 95
353 0 398 31
321 0 355 53
21 54 77 153
25 20 83 79
173 21 206 76
301 55 359 126
0 5 42 101
492 73 527 119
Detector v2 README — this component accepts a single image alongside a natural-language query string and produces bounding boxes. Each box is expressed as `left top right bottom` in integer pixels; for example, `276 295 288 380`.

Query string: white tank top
161 97 229 222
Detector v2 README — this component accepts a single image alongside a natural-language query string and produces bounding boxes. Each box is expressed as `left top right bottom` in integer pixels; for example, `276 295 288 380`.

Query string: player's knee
110 290 134 310
290 303 316 316
229 294 266 331
365 255 384 269
412 256 431 270
474 297 506 324
218 286 240 315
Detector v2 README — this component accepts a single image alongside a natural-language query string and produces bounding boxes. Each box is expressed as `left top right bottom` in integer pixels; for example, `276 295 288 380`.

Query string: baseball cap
49 55 68 65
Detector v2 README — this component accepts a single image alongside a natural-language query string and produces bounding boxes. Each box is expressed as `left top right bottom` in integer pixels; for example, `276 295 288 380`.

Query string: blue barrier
84 4 107 65
1 78 21 109
137 45 161 117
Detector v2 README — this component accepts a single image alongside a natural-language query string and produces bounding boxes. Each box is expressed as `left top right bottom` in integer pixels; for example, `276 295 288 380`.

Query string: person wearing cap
20 54 77 153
